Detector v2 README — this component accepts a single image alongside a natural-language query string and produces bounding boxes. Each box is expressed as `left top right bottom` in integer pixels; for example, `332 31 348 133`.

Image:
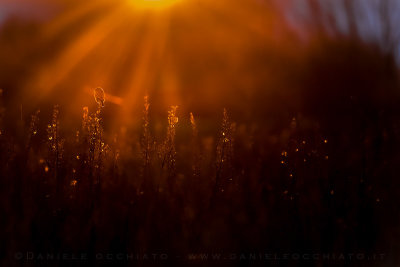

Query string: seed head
94 87 105 107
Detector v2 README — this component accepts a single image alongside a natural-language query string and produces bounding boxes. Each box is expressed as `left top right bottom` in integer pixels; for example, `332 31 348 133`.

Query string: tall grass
212 108 234 203
140 96 153 192
0 87 398 266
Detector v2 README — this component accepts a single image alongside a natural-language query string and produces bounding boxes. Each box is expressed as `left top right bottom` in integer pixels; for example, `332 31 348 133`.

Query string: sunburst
16 0 278 125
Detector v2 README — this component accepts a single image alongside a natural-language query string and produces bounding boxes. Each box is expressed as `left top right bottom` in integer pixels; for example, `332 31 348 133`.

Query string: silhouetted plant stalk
190 112 201 179
112 140 120 178
76 106 90 183
27 109 40 149
47 105 64 193
161 105 178 191
89 88 106 192
140 96 154 191
212 108 234 202
82 106 89 135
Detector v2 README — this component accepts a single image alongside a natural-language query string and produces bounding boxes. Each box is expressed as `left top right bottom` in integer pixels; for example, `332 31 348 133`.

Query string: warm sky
0 0 399 127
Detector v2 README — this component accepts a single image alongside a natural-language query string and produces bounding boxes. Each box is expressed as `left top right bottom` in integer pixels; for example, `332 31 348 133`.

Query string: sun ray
27 4 128 101
11 0 288 118
122 11 173 123
41 1 109 38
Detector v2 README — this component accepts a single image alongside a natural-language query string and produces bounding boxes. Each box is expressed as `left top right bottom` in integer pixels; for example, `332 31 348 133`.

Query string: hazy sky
0 0 57 25
281 0 400 61
0 0 398 123
1 0 399 54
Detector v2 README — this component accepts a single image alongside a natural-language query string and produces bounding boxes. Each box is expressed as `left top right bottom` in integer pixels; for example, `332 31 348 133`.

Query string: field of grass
1 78 400 266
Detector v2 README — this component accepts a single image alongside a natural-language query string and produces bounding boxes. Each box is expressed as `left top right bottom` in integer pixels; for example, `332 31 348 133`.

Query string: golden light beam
28 4 128 100
41 1 107 38
13 0 284 122
122 11 175 123
73 13 149 96
128 0 182 10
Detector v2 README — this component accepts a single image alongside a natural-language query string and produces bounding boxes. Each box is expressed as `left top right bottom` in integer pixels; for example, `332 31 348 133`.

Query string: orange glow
128 0 182 9
0 0 284 128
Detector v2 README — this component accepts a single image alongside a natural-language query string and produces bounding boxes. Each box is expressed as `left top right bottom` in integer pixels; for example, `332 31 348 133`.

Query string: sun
129 0 182 10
